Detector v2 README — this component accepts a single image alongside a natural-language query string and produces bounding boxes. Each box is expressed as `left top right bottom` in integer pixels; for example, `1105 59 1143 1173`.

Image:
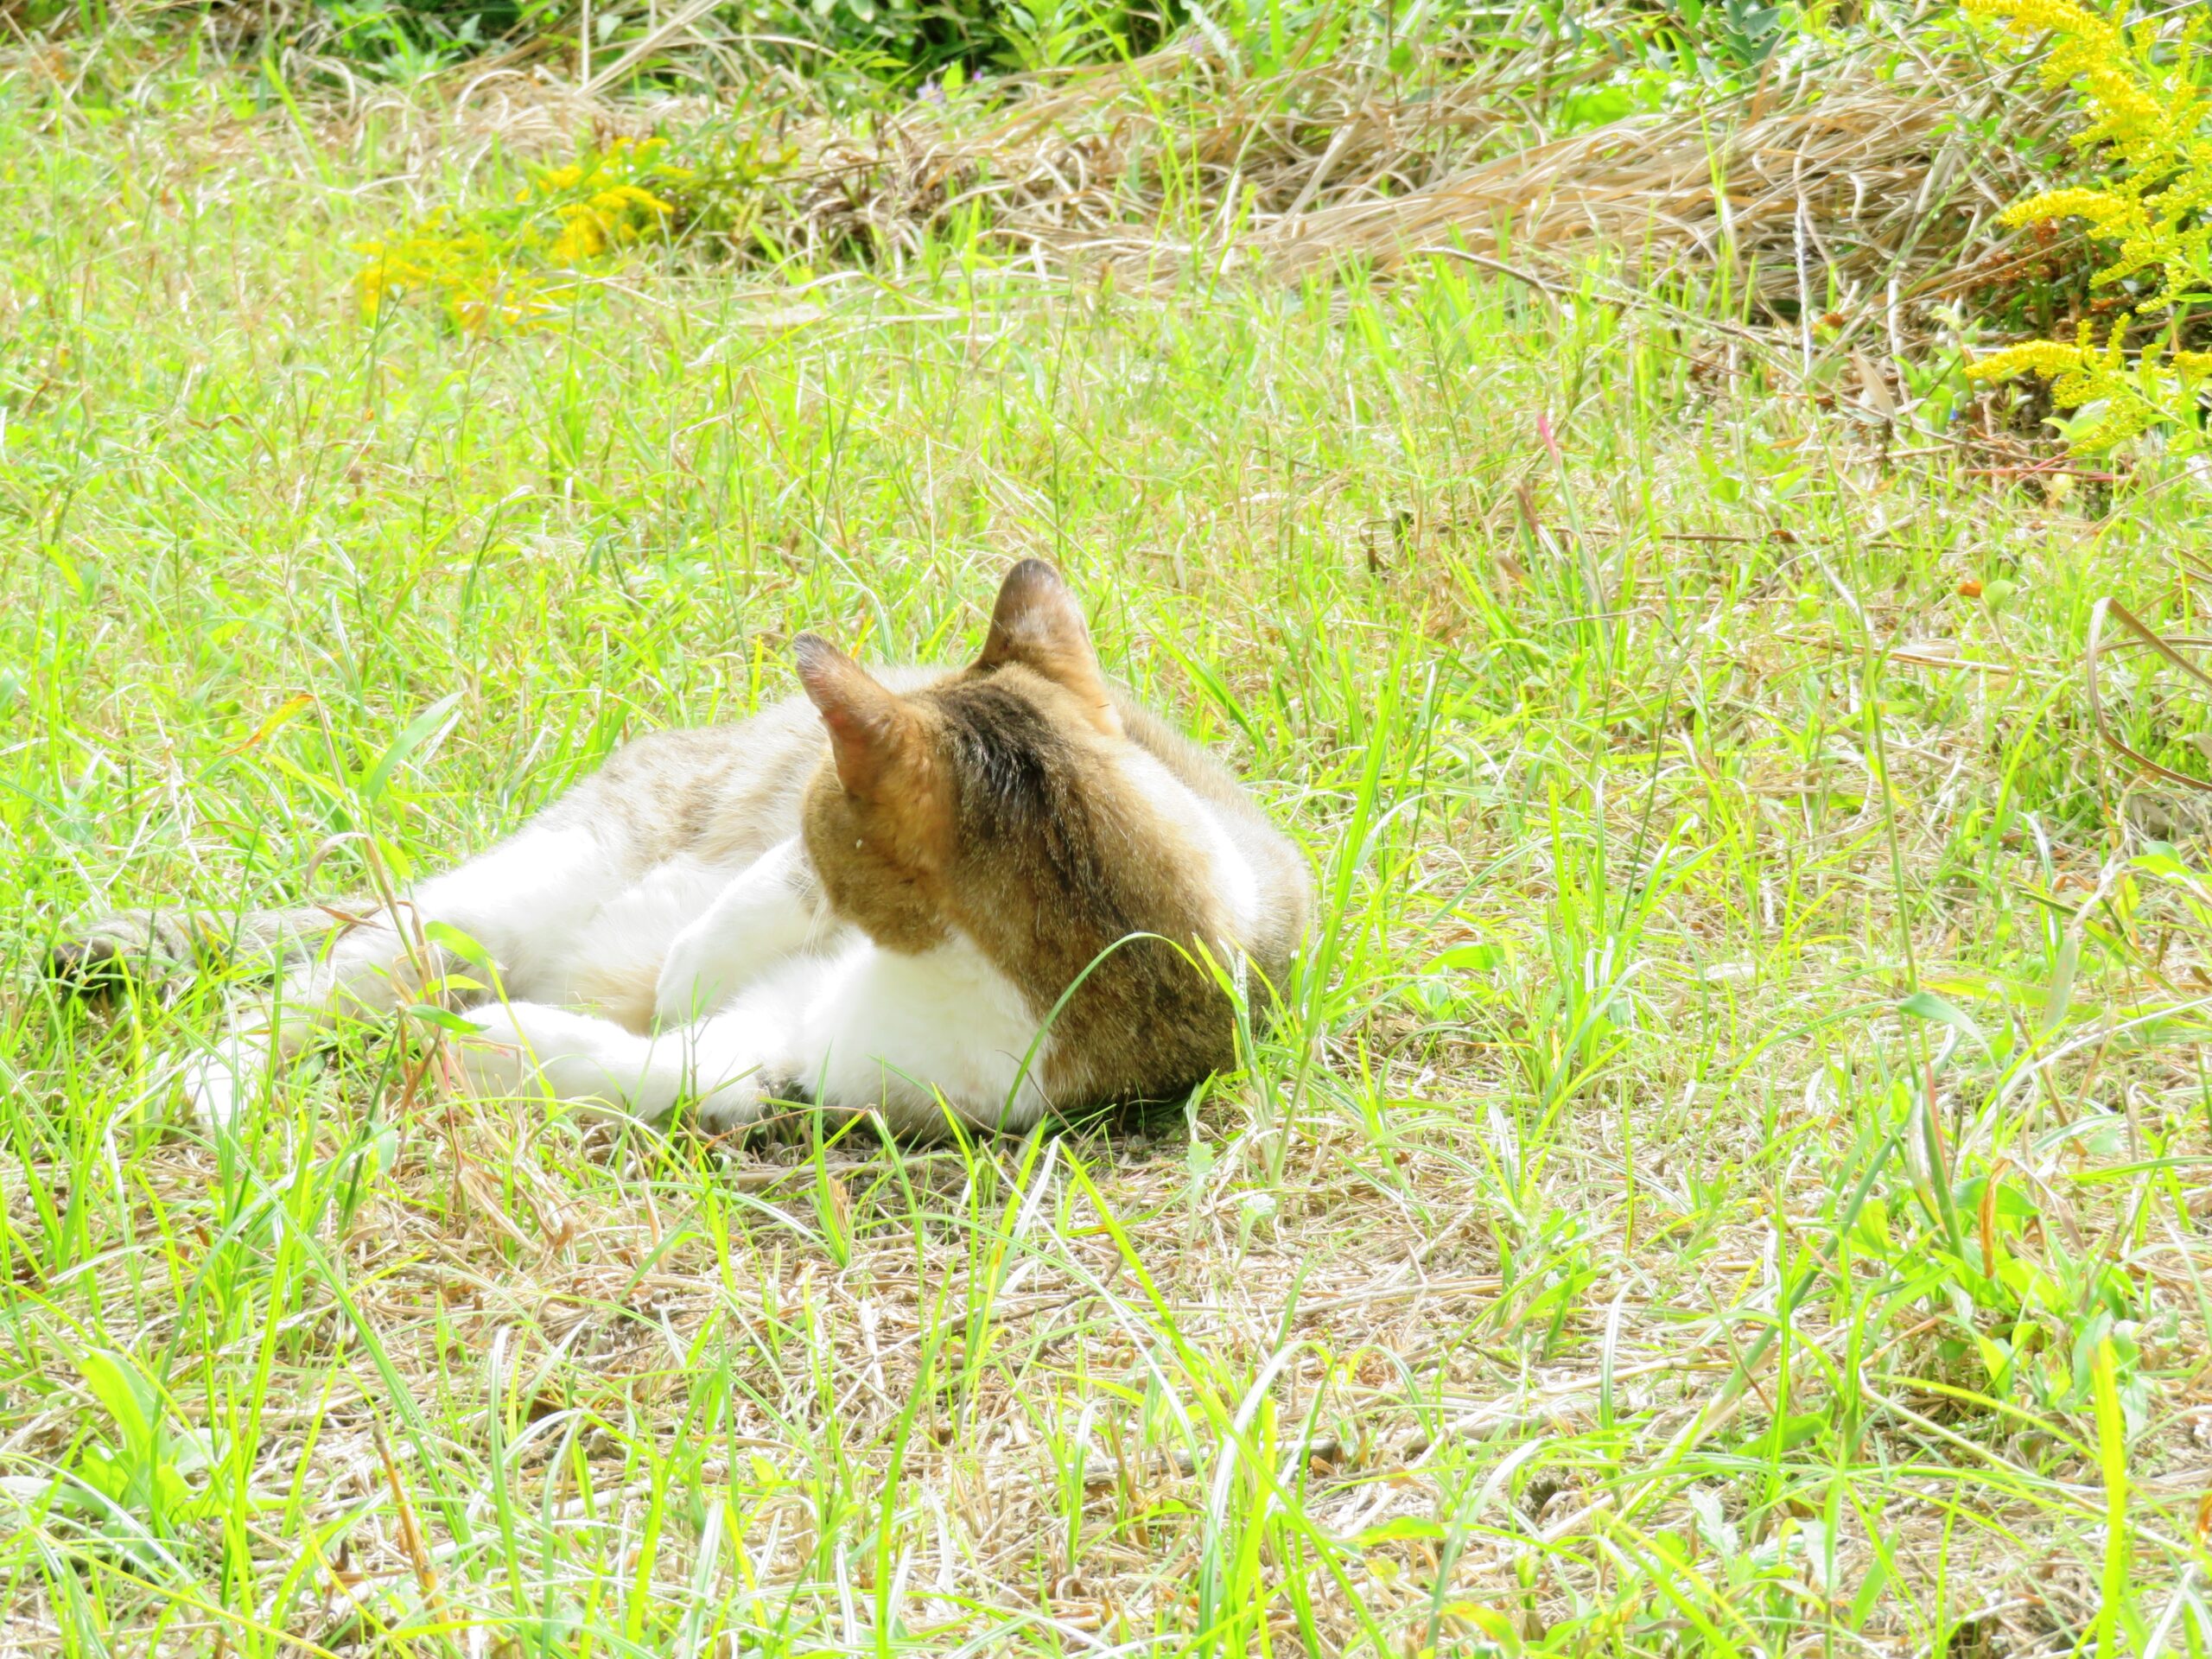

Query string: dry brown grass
689 39 2061 320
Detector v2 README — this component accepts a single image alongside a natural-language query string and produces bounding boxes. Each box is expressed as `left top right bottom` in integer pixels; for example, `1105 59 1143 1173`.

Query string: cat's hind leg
42 899 432 1124
183 823 620 1123
178 920 451 1124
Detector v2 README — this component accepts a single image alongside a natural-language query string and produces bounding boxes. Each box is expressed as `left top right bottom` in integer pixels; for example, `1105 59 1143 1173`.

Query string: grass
8 42 2212 1659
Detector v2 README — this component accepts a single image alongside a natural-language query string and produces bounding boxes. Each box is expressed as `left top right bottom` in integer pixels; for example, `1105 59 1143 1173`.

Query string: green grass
8 47 2212 1659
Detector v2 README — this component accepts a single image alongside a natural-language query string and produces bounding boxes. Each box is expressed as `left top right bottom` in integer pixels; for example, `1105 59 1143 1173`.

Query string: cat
48 562 1312 1134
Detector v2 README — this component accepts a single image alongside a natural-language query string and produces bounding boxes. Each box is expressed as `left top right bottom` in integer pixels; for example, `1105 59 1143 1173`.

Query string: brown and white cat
50 562 1312 1132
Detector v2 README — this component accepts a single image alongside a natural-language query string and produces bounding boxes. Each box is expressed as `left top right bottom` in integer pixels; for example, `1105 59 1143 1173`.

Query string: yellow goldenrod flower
1961 1 2212 454
353 137 689 332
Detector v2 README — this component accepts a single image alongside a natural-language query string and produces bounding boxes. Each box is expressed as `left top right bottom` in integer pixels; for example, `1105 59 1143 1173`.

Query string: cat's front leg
462 1001 667 1117
461 1001 767 1128
653 837 823 1027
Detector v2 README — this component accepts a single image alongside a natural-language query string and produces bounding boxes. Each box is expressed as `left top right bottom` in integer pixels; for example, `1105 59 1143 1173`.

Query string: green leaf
2090 1335 2131 1655
424 920 498 970
1974 1332 2015 1395
360 691 463 805
164 1428 213 1478
1899 990 1990 1062
367 1125 401 1176
153 1463 195 1522
1425 943 1505 974
1953 1174 2037 1227
2038 934 2079 1039
406 1002 484 1035
69 1447 126 1505
1356 1515 1446 1548
1768 1410 1828 1452
1436 1603 1522 1652
1849 1194 1891 1253
1910 1090 1967 1260
77 1349 158 1459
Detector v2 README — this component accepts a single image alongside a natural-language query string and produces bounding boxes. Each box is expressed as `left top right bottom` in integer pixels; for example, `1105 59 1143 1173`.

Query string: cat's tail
44 902 358 996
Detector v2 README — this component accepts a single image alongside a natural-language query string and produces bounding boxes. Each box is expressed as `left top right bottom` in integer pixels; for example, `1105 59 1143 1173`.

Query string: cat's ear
794 635 919 798
976 560 1120 734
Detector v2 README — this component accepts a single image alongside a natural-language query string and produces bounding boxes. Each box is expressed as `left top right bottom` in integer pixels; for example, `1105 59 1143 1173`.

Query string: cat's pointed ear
794 634 917 798
977 560 1120 734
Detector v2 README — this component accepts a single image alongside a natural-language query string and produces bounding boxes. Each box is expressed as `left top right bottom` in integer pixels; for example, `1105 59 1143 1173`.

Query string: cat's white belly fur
413 826 1046 1128
458 923 1052 1133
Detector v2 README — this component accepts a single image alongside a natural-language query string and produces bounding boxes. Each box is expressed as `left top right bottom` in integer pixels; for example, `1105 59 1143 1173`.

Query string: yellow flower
1962 0 2095 28
1999 187 2132 230
1962 1 2212 452
1965 340 2091 383
353 136 689 333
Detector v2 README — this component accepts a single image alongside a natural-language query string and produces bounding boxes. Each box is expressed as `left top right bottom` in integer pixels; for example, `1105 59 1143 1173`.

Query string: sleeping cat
49 562 1311 1132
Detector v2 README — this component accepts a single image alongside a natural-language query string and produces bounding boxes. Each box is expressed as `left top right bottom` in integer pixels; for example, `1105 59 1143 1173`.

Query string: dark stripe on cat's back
937 683 1077 835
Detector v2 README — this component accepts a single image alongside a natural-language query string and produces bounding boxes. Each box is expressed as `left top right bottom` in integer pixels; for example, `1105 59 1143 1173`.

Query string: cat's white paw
690 1071 765 1132
451 1000 579 1106
177 1039 268 1127
457 1001 662 1116
456 1002 560 1098
180 1058 241 1127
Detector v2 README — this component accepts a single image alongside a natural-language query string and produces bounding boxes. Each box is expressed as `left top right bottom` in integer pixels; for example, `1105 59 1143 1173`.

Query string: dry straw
677 32 2056 316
